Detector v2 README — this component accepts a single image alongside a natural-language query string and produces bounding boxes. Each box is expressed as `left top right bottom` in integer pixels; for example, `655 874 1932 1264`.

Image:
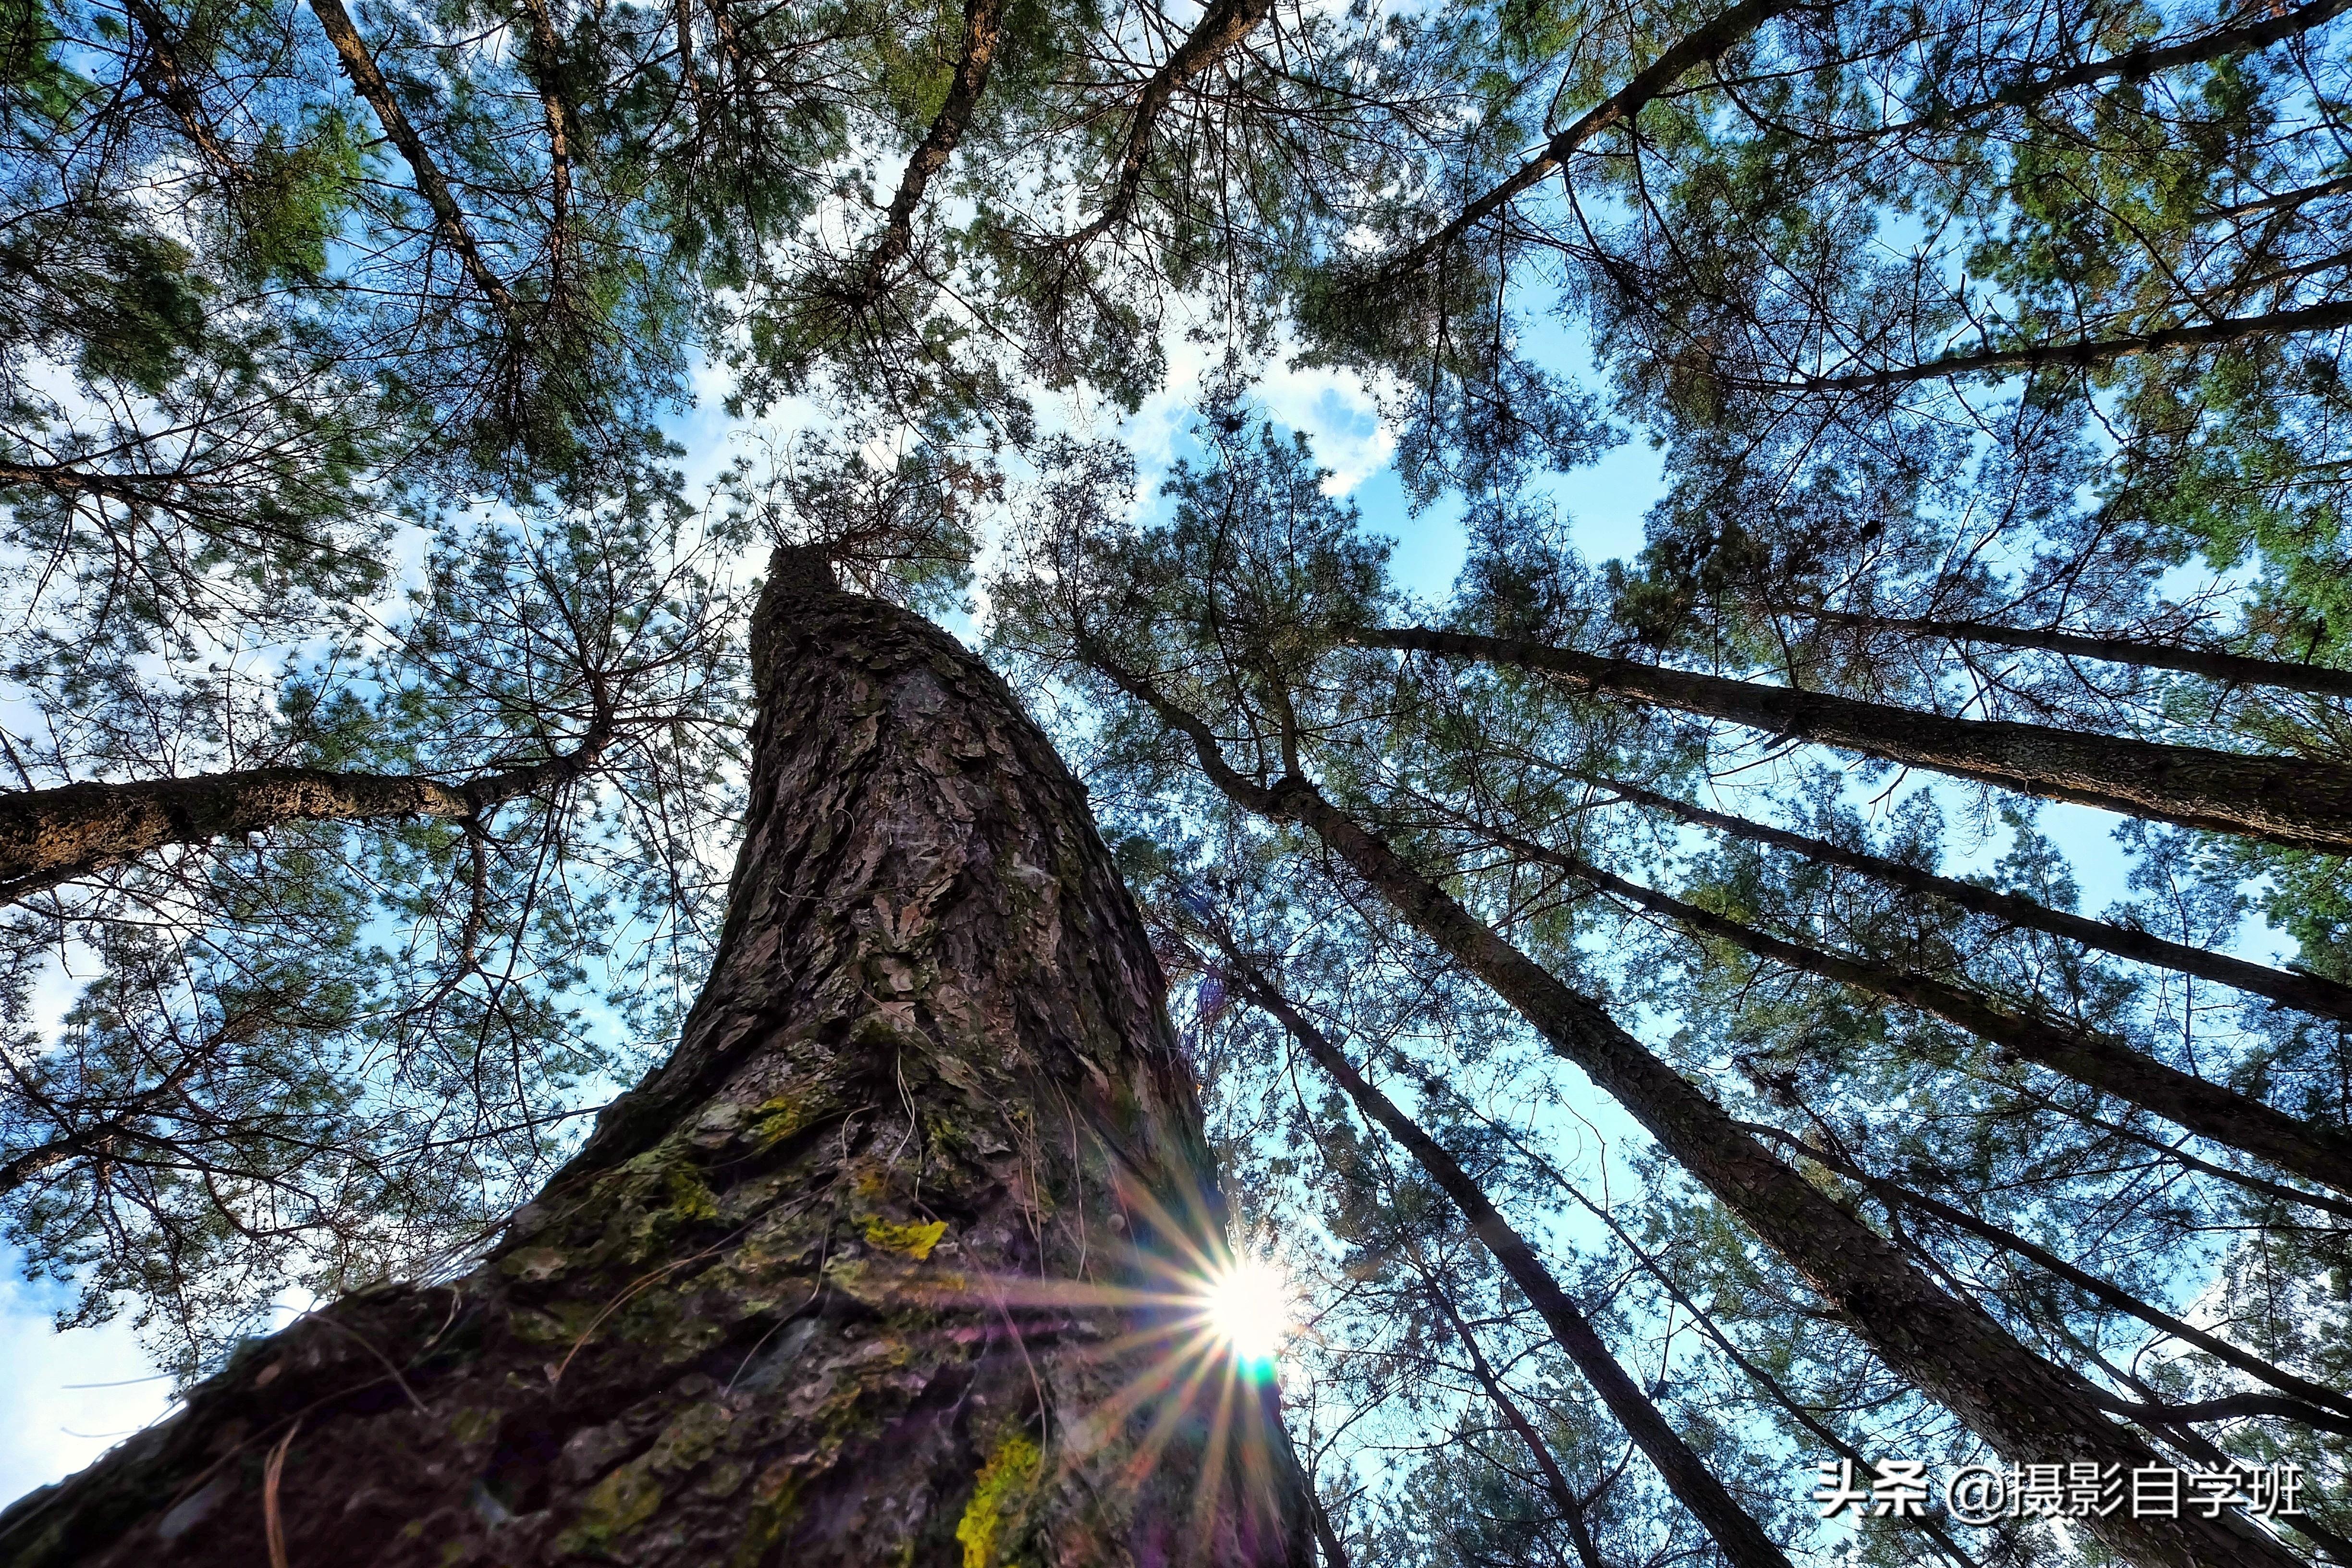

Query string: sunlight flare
1197 1254 1294 1374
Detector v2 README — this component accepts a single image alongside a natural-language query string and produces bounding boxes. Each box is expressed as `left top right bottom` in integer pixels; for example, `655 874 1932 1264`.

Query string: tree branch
0 721 610 903
305 0 523 328
1069 0 1275 246
1379 0 1797 280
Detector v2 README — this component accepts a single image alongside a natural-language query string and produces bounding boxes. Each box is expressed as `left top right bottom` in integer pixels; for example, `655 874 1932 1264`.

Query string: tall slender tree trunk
1086 648 2308 1568
1517 1137 1984 1568
1211 944 1792 1568
853 0 1004 292
1355 625 2352 854
1730 1119 2352 1423
0 553 1308 1568
1770 298 2352 392
1582 774 2352 1022
1489 828 2352 1196
1797 608 2352 702
1409 1260 1608 1568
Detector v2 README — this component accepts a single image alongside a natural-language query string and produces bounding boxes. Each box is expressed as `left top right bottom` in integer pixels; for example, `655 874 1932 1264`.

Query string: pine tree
0 550 1310 1566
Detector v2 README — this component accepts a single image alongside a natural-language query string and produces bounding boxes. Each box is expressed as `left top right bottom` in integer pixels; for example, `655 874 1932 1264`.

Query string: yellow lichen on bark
954 1434 1041 1568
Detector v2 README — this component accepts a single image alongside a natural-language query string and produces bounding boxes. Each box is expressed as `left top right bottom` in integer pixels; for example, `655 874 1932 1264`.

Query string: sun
1197 1254 1294 1373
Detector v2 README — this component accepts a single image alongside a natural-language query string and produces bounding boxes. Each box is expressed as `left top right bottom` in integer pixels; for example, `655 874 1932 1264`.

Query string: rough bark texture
1086 645 2306 1568
1360 625 2352 854
0 554 1308 1568
1506 833 2352 1196
1590 774 2352 1022
1217 951 1792 1568
0 731 607 905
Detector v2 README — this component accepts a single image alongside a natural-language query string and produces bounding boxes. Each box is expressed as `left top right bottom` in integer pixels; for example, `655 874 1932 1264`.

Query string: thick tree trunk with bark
1085 644 2306 1568
1493 829 2352 1195
1586 774 2352 1021
1357 625 2352 854
1212 946 1792 1568
0 553 1308 1568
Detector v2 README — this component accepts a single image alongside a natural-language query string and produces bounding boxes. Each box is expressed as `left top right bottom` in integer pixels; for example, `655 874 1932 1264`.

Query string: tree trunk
1496 829 2352 1196
1776 299 2352 392
1356 625 2352 854
853 0 1004 292
1212 944 1792 1568
1733 1119 2352 1423
1087 643 2307 1568
1410 1262 1607 1568
1799 608 2352 702
1519 1138 1984 1568
0 552 1309 1568
1585 774 2352 1022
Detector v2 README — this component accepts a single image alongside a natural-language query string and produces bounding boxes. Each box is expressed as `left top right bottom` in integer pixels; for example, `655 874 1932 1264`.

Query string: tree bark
1492 828 2352 1195
0 552 1309 1568
1356 625 2352 855
1211 943 1791 1568
1798 607 2352 702
2016 1088 2352 1222
1585 774 2352 1022
1082 649 2307 1568
0 723 610 905
124 0 245 185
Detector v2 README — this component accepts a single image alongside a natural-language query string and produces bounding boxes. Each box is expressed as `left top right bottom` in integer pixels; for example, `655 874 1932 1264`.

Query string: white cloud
0 1267 174 1508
